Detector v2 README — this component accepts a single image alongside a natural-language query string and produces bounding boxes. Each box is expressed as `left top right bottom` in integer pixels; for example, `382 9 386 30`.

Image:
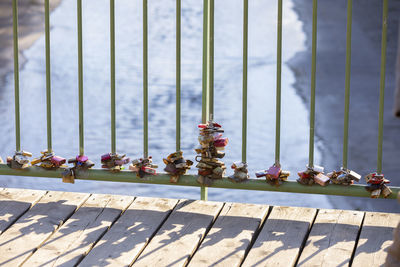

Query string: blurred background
0 0 399 212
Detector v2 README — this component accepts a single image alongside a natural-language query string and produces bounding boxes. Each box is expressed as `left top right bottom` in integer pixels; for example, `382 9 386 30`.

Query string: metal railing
1 0 398 201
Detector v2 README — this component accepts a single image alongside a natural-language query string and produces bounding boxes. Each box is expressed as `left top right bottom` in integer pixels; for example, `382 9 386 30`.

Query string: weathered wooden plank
132 200 224 267
0 188 46 234
0 191 89 266
23 193 134 267
297 209 364 267
242 206 316 267
188 202 269 267
79 197 178 267
352 212 400 267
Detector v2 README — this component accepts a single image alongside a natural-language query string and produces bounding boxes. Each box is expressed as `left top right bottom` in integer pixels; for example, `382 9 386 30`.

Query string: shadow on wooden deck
0 188 398 266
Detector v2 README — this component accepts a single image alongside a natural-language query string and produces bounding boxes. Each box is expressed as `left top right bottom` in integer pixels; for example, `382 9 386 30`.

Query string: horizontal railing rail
1 165 398 199
2 0 395 201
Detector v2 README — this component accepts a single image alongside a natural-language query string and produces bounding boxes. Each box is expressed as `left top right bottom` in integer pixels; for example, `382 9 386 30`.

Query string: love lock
163 151 193 183
31 150 67 170
255 163 290 186
62 155 94 184
101 152 130 172
195 120 228 187
7 150 32 170
365 172 392 198
297 164 329 186
327 167 361 186
129 156 158 178
228 161 249 183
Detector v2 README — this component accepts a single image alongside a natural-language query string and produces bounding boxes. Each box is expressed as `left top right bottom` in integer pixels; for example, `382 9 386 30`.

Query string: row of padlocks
0 119 391 199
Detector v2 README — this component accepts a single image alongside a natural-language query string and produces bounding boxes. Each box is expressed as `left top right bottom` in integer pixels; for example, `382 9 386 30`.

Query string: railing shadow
0 198 396 267
188 204 265 266
0 199 34 234
129 200 222 266
296 221 361 266
243 219 396 267
0 198 80 266
79 207 176 266
244 219 311 266
30 204 123 267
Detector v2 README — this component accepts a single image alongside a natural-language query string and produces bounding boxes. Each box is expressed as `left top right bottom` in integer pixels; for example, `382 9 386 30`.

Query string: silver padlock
232 161 246 169
307 164 324 173
174 163 186 169
14 154 29 165
347 170 361 182
235 171 248 180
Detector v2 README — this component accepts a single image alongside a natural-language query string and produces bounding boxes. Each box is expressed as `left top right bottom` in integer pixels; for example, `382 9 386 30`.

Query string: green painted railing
1 0 397 201
1 165 398 199
77 0 84 156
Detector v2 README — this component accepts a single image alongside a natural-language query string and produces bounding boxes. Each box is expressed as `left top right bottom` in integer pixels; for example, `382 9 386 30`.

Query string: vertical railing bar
176 0 181 152
308 0 317 168
202 0 209 123
208 0 214 115
342 0 352 169
275 0 282 165
200 182 208 201
377 0 388 174
45 0 52 152
77 0 84 155
242 0 248 163
143 0 148 158
110 0 116 154
12 0 21 152
201 0 209 201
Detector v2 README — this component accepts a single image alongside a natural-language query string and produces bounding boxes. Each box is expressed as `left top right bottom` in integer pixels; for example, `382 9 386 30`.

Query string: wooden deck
0 188 398 266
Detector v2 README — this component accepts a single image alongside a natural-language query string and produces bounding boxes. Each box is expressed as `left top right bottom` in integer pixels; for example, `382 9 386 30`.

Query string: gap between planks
297 209 364 267
352 211 400 267
0 189 398 267
187 202 270 267
349 212 366 266
132 199 224 266
239 205 274 266
24 194 135 266
241 206 318 267
0 188 47 235
0 191 91 266
79 197 179 267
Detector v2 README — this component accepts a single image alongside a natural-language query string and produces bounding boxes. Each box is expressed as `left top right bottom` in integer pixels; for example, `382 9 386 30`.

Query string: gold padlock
62 169 75 184
31 158 42 165
371 189 381 198
62 176 75 184
21 151 33 157
382 185 392 198
196 162 213 169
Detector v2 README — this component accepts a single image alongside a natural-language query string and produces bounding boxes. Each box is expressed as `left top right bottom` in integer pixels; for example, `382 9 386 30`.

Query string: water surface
0 0 330 208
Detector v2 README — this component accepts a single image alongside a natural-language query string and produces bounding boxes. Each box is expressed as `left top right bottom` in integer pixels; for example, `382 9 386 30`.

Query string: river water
0 0 331 208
